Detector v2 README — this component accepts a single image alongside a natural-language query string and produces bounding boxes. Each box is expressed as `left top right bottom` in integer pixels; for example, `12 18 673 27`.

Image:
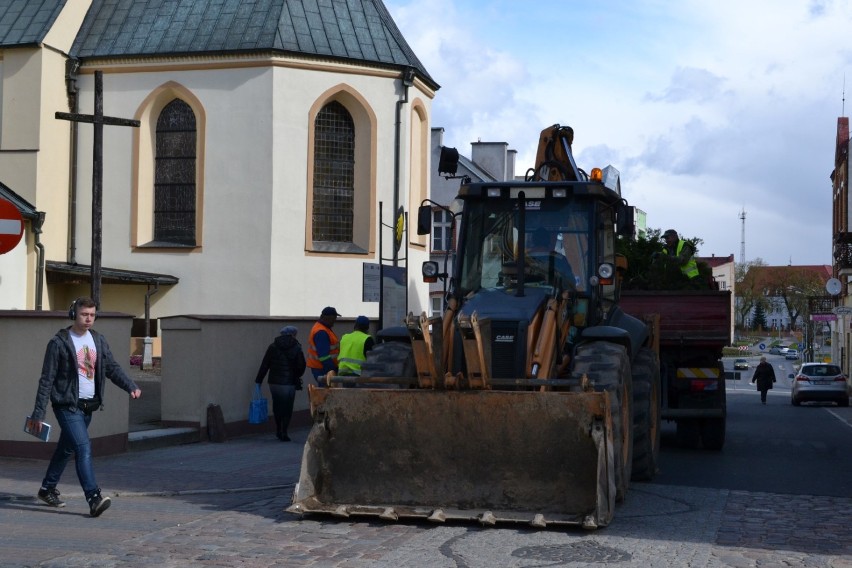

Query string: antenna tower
739 207 746 265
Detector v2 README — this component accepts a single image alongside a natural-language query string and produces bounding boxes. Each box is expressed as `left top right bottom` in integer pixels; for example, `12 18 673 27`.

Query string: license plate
814 380 831 385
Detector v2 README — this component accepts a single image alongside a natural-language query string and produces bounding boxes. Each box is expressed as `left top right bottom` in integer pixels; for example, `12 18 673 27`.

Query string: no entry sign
0 198 24 254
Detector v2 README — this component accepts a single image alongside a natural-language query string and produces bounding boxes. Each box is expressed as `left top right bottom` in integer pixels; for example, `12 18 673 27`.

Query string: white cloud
388 0 848 266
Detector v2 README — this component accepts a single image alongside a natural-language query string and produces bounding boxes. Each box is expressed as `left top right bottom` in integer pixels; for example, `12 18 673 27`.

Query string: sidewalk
0 429 307 567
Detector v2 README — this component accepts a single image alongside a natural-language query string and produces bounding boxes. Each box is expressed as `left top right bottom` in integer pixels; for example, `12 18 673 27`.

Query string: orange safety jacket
307 321 340 370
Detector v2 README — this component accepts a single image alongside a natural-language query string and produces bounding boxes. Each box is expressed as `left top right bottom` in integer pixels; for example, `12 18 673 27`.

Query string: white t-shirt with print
70 330 97 399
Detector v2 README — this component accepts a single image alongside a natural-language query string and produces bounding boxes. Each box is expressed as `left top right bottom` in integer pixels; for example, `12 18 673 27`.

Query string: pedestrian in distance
27 297 142 517
338 316 375 378
307 307 340 385
751 356 777 404
255 326 307 442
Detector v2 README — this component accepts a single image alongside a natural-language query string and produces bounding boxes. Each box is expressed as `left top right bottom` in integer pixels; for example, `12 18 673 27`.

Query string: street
1 370 851 567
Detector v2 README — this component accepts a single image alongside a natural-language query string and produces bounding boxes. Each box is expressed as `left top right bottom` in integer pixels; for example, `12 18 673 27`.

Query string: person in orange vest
307 307 340 384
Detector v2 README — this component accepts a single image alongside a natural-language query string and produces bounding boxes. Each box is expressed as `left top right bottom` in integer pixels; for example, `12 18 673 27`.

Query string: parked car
791 363 850 406
768 346 783 355
785 349 799 360
734 358 749 370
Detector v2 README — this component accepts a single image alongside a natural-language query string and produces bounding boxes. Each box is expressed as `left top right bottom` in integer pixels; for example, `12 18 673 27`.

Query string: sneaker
88 491 111 517
37 487 65 508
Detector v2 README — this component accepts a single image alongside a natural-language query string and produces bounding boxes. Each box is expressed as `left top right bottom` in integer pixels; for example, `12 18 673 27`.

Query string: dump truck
620 290 730 450
289 125 659 529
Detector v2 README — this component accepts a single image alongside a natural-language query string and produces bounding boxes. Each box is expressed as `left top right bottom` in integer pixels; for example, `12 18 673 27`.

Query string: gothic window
154 99 196 245
312 101 354 243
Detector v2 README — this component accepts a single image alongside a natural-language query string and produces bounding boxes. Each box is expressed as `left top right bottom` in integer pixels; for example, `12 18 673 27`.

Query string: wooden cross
56 70 140 307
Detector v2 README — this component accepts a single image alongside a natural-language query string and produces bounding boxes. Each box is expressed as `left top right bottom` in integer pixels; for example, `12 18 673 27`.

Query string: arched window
154 99 196 245
312 101 354 243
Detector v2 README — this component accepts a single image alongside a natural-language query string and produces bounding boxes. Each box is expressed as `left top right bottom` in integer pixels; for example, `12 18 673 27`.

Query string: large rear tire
571 342 633 501
700 418 725 450
631 348 661 481
675 419 700 449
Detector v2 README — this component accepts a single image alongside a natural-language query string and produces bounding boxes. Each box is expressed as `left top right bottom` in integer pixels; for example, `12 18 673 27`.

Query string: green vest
665 240 699 279
338 330 370 376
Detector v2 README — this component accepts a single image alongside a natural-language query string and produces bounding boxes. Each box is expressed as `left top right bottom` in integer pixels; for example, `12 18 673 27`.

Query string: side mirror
417 205 432 235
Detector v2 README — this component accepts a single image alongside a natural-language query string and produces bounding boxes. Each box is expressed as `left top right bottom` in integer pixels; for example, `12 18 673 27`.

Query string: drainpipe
392 66 416 267
33 211 46 309
64 58 80 264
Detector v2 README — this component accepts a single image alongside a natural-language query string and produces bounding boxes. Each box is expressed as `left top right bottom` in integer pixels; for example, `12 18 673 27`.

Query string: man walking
28 297 142 517
751 356 776 404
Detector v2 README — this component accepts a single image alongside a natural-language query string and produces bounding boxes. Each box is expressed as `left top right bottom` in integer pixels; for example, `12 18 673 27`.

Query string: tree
616 228 710 290
752 302 767 330
735 258 768 328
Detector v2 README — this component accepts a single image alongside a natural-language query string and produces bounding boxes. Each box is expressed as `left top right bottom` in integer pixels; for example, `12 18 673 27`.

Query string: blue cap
280 326 298 336
321 306 340 317
355 315 370 327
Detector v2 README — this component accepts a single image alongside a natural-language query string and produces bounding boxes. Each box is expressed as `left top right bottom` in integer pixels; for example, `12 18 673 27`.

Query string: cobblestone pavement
2 427 851 568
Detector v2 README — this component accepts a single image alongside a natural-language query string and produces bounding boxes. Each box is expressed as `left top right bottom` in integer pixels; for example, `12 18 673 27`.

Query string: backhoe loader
288 125 659 529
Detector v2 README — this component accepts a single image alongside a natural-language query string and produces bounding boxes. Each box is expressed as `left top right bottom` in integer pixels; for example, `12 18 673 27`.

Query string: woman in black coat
255 326 307 441
751 356 776 405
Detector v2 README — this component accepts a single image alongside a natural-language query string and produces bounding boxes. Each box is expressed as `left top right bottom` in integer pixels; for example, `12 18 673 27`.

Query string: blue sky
386 0 850 268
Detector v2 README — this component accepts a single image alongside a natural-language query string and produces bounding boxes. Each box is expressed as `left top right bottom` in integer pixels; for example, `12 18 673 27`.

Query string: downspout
64 58 80 264
33 211 46 310
392 66 416 267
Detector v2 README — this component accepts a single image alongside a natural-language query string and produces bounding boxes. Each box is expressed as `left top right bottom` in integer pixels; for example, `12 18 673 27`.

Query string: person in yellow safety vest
307 307 340 384
661 229 700 281
338 316 375 377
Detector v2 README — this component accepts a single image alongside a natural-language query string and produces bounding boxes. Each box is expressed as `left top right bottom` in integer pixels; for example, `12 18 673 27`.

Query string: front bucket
288 386 616 529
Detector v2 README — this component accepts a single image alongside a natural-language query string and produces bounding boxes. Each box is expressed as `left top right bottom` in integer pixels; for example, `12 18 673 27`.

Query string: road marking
825 408 852 430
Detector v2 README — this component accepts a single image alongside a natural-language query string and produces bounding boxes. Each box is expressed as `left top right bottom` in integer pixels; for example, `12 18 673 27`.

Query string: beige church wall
42 0 94 53
0 48 40 151
66 61 432 321
0 310 134 458
70 66 276 318
267 65 432 319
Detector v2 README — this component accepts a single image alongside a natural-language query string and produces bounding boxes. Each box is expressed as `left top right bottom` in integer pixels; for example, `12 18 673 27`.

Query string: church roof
0 0 65 48
70 0 437 89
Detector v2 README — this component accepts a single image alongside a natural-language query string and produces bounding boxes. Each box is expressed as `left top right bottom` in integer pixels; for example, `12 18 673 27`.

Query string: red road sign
0 198 24 254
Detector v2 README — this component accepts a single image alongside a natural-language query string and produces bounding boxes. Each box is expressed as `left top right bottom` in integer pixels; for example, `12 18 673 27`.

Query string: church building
0 0 438 323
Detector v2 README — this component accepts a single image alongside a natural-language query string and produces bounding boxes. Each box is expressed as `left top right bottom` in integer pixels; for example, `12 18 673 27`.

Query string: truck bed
620 290 732 349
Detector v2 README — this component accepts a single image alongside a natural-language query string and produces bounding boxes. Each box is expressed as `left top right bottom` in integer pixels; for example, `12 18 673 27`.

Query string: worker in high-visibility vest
338 316 375 377
660 229 700 282
307 307 340 384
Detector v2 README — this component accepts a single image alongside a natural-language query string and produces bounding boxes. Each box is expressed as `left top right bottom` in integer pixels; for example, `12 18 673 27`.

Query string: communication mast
739 208 746 265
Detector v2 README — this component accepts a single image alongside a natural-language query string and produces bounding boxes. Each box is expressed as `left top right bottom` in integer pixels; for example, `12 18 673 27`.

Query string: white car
785 349 799 360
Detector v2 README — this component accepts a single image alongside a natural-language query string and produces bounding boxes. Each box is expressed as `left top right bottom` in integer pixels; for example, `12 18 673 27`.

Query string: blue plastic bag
248 384 268 424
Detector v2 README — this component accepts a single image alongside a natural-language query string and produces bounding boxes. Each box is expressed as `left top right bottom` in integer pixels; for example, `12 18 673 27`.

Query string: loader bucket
288 386 616 529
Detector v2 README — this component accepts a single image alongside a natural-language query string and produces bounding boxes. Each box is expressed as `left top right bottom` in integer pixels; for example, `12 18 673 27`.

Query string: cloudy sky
386 0 850 268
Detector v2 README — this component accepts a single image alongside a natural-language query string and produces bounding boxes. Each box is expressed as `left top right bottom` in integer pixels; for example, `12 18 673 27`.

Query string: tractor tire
631 348 661 481
571 341 633 501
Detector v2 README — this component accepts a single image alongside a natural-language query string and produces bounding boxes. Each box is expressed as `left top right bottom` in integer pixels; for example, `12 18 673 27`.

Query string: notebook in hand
24 416 51 442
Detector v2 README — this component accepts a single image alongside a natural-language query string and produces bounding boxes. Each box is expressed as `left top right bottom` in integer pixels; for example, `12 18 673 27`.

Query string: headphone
68 298 79 320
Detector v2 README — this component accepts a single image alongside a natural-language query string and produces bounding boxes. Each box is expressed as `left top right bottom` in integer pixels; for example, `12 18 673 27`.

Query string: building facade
0 0 437 325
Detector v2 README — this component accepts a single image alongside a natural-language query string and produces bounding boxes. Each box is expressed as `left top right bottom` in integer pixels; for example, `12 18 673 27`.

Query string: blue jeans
42 407 98 500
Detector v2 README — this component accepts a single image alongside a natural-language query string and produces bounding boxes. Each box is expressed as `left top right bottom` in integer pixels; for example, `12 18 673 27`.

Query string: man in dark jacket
255 326 307 441
751 356 776 404
28 297 142 517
